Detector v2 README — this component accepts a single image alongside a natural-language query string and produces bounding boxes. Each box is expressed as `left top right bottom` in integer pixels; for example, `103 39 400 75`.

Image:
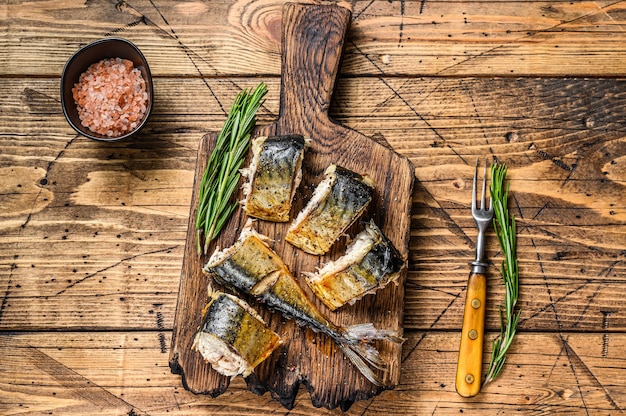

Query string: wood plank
1 76 624 332
4 1 626 77
1 331 624 415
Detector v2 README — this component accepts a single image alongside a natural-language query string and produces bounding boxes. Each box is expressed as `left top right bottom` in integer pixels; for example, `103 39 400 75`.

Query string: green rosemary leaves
484 162 522 386
196 83 268 255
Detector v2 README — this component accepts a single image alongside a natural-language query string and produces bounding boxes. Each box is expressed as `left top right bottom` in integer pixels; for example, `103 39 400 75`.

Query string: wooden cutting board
169 2 415 411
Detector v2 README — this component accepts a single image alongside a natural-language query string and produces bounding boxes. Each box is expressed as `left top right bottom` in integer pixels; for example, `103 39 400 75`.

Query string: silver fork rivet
468 329 478 340
471 298 481 309
465 374 475 384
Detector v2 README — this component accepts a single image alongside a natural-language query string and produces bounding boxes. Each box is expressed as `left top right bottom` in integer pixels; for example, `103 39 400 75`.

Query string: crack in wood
571 283 603 329
348 40 450 147
0 264 15 324
121 163 149 181
531 201 550 221
19 137 76 230
545 339 618 411
520 201 562 329
519 279 593 326
519 192 622 412
134 0 277 120
352 0 375 22
515 195 615 328
401 292 462 364
517 219 605 257
114 0 226 114
545 337 566 382
55 246 178 296
560 156 580 189
446 143 469 165
19 339 141 413
412 180 473 251
599 260 621 279
513 194 620 328
558 337 591 416
463 80 490 147
358 396 375 416
23 87 60 114
103 16 146 37
432 1 626 76
404 280 459 298
563 338 623 413
1 137 77 324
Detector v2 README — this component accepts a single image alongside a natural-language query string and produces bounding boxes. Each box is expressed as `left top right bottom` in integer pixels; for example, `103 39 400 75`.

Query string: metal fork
456 159 494 398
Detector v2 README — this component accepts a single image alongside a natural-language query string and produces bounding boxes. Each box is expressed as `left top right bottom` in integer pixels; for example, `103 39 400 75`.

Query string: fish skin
286 164 375 255
242 134 306 222
208 234 283 294
193 289 282 378
204 221 402 386
304 220 404 311
206 226 339 336
259 272 343 338
198 292 245 345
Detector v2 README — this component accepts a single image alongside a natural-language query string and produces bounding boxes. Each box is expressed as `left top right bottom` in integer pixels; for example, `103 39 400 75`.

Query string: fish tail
344 323 404 344
335 323 404 387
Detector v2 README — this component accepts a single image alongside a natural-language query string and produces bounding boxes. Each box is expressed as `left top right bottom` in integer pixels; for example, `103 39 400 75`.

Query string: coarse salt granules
72 57 148 138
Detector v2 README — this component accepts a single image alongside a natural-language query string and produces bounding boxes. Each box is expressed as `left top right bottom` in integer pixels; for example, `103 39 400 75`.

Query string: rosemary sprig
195 83 268 255
483 162 521 386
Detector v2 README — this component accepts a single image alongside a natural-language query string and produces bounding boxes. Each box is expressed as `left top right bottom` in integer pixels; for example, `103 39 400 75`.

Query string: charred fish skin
259 272 343 339
192 289 282 378
305 220 404 311
242 134 306 222
206 225 339 337
204 221 402 387
286 164 375 255
208 233 284 295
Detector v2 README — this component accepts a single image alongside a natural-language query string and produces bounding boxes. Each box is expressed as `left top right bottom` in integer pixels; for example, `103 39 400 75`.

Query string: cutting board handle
277 2 352 133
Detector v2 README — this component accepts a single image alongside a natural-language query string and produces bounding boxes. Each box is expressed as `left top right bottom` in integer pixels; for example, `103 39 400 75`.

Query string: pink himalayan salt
72 57 148 137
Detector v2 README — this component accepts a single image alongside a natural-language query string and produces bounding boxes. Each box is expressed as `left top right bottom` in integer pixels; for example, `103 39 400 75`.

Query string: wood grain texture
169 3 414 410
4 1 626 77
1 0 625 414
2 331 626 415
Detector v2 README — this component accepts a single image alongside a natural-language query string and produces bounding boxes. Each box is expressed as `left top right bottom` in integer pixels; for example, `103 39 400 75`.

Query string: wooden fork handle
455 270 487 397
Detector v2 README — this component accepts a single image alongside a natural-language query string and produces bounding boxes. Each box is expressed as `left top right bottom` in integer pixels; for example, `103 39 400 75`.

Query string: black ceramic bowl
61 37 153 142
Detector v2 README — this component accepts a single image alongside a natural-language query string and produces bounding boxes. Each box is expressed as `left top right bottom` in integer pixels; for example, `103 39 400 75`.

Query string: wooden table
1 1 624 414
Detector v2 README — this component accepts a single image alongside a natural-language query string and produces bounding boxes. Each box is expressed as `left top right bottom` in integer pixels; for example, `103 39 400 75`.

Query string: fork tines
472 158 493 213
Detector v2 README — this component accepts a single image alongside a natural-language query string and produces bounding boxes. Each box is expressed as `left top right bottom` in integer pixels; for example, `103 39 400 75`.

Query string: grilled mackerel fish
203 221 402 386
286 164 375 255
241 134 306 222
192 288 282 378
304 220 404 311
